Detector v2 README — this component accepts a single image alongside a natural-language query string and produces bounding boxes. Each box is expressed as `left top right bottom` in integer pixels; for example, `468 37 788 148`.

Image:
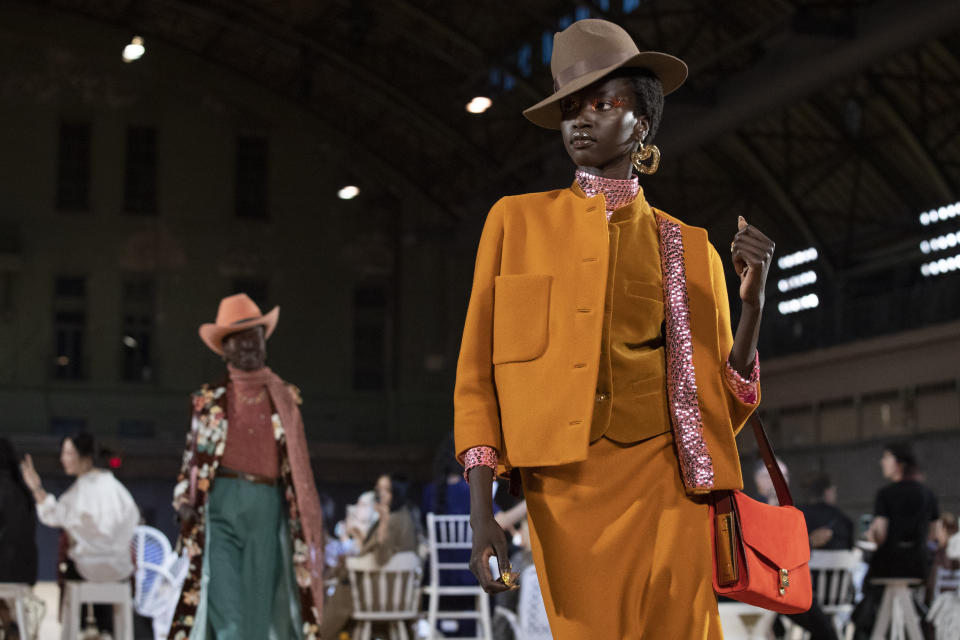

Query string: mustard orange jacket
454 184 759 492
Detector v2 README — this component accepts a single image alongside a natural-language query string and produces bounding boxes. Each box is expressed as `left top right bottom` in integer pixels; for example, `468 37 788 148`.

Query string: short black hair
884 441 918 477
62 430 96 460
384 472 411 513
609 68 665 142
803 473 833 502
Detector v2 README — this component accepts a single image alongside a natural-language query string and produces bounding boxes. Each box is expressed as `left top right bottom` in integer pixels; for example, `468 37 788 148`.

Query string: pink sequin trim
724 353 760 405
462 445 498 482
575 169 639 218
658 217 715 492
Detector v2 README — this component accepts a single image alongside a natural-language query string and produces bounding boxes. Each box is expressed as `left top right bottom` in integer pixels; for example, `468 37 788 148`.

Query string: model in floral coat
169 294 325 640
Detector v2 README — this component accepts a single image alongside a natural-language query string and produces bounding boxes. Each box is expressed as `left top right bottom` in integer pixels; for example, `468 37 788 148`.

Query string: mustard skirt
521 432 723 639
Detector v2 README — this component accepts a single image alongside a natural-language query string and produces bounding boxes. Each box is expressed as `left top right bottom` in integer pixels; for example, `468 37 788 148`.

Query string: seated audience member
928 512 959 601
754 455 790 505
19 431 140 634
320 472 420 639
927 529 960 639
854 441 940 638
800 473 855 550
423 433 472 517
0 439 39 638
756 458 839 640
325 491 380 572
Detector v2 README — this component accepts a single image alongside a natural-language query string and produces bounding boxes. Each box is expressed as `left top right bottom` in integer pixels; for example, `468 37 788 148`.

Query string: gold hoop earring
631 142 661 175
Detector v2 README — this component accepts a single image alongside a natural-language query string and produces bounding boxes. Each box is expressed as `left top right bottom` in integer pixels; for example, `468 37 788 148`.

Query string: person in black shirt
799 473 854 551
866 442 940 579
853 441 940 639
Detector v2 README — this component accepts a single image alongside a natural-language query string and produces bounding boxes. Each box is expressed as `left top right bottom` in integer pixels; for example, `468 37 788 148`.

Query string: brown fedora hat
523 19 688 130
199 293 279 356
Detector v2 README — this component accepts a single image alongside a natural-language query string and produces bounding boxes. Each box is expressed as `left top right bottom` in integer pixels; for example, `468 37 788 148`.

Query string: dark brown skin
560 77 647 180
468 75 775 592
221 325 268 371
178 325 269 526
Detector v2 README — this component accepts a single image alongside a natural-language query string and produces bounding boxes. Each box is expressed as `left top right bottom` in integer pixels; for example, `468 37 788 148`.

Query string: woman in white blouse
20 431 139 631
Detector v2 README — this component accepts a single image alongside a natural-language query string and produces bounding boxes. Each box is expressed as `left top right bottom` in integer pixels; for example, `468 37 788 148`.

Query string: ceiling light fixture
122 36 145 63
777 247 818 271
919 201 960 226
919 230 960 254
777 270 817 293
466 96 493 114
920 253 960 277
777 293 819 315
338 185 360 200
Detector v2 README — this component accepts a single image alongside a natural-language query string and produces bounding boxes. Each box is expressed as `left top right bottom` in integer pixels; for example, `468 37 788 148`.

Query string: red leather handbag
710 414 813 614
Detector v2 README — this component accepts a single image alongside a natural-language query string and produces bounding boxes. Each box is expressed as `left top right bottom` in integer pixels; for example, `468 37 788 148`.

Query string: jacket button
595 392 608 402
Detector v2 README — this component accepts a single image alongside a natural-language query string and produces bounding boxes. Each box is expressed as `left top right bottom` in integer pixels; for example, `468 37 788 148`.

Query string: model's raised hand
731 216 775 308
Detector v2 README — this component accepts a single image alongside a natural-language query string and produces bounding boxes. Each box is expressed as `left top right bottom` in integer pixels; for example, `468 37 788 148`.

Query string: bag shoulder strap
748 413 794 508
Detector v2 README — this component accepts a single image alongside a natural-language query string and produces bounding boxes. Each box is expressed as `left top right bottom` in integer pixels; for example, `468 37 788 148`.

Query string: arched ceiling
12 0 960 353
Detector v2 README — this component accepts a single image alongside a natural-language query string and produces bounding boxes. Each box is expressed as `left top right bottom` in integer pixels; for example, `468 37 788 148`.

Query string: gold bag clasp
779 568 790 596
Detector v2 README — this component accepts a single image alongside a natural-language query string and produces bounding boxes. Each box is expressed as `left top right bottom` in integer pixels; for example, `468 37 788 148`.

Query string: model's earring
631 133 660 175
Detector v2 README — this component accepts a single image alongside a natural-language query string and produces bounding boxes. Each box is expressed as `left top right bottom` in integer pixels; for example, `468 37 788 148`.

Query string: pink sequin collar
575 169 640 218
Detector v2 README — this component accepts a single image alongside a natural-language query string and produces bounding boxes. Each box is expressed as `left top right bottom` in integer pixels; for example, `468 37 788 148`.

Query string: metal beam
866 73 956 202
716 134 837 278
804 97 924 215
136 0 492 170
659 0 960 155
384 0 542 102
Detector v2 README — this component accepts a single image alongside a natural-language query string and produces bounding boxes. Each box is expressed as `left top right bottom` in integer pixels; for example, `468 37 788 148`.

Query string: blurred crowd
1 431 956 640
752 441 958 640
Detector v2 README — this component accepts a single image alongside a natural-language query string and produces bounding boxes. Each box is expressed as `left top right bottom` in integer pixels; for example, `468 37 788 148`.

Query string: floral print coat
168 383 321 640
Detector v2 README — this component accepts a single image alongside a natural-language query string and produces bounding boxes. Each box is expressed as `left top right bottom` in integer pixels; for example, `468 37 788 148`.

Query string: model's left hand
731 216 775 307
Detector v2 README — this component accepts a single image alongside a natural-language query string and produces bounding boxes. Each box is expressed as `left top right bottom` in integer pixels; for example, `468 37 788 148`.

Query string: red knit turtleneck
220 365 279 478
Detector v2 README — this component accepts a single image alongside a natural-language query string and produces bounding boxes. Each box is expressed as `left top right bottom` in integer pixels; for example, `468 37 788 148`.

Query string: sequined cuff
724 353 760 405
462 446 498 483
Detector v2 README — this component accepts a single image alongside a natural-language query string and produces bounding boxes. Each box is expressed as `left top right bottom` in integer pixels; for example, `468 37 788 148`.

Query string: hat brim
199 306 280 356
522 51 688 130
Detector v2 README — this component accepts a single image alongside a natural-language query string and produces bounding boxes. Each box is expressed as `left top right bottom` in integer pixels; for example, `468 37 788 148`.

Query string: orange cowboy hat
523 18 688 130
199 293 279 356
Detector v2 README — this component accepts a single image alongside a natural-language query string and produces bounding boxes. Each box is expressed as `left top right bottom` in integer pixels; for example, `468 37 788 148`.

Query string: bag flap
733 492 810 571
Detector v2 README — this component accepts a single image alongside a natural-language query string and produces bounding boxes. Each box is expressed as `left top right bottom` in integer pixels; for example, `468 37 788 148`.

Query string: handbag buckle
779 568 790 595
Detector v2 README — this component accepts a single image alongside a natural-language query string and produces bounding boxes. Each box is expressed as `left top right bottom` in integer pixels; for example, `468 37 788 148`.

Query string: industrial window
123 126 158 215
56 122 91 212
118 418 156 438
53 276 87 380
50 417 87 437
120 277 155 382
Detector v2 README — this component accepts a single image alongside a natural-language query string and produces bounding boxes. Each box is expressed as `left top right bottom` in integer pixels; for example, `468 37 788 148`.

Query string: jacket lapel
656 213 716 494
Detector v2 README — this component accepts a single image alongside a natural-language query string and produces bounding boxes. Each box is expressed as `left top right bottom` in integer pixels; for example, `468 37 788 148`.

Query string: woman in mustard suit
454 19 776 639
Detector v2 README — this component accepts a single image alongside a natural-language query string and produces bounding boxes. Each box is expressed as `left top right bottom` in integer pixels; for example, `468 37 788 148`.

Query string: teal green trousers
205 476 295 639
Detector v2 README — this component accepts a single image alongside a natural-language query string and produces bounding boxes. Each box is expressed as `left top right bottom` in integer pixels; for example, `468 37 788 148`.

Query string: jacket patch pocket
632 373 671 433
625 280 663 302
492 274 552 364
